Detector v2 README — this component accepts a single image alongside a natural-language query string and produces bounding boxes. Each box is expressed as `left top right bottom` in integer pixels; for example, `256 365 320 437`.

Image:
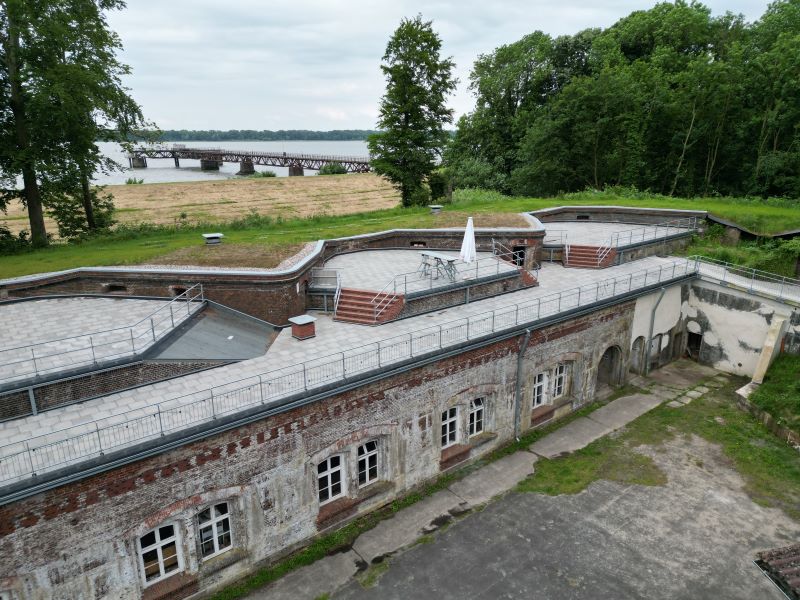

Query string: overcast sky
108 1 771 131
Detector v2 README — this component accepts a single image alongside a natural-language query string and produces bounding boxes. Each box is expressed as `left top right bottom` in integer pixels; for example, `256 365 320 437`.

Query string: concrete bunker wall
0 302 634 600
628 285 686 374
685 281 796 377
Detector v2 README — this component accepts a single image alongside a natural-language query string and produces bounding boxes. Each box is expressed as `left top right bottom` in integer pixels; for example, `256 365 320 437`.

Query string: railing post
210 390 216 419
536 298 541 320
157 406 165 436
438 325 443 348
658 265 663 282
466 319 470 339
779 279 785 300
515 304 519 325
577 287 581 306
628 273 633 291
342 353 347 376
28 387 37 416
151 318 156 342
30 348 37 377
25 441 35 477
491 311 495 331
612 278 617 296
130 329 136 354
170 304 175 328
259 375 266 402
95 423 104 455
595 282 599 302
750 268 755 293
89 336 96 364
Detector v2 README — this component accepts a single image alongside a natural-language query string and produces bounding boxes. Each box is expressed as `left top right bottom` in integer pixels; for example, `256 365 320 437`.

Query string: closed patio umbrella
460 217 476 264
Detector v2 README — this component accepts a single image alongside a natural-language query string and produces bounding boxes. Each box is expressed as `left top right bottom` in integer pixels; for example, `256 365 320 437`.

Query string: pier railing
0 259 696 486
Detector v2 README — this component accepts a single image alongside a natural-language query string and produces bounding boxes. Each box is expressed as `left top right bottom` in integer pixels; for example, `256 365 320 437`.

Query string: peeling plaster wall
686 281 793 377
631 286 683 344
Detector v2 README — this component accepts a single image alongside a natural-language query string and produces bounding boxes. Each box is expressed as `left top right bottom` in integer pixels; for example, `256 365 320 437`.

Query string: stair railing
333 272 342 315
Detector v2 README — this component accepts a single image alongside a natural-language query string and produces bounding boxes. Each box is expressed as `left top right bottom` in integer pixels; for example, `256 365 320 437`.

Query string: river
95 140 370 185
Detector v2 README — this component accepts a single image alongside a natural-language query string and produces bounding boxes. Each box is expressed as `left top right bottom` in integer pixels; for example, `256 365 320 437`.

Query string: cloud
107 0 771 130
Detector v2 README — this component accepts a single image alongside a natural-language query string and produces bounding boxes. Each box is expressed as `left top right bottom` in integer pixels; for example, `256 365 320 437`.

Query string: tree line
445 0 800 199
149 130 379 142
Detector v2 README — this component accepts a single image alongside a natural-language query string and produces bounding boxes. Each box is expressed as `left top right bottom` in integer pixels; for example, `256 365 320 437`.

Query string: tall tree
368 15 457 206
0 0 146 245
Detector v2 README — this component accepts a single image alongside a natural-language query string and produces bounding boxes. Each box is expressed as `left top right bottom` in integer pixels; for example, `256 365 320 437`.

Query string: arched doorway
630 336 646 374
597 346 622 388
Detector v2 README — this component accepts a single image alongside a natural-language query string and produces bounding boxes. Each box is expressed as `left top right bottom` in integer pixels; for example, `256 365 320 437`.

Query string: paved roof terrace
542 221 693 246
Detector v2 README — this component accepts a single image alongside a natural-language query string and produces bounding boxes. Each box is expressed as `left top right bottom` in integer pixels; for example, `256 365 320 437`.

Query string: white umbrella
459 217 476 264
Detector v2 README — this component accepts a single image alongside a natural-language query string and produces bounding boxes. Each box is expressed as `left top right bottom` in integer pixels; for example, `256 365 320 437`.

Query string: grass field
2 181 799 279
749 355 800 437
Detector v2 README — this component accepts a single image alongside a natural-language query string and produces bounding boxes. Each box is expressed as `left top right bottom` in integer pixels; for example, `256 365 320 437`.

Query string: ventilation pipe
645 288 666 375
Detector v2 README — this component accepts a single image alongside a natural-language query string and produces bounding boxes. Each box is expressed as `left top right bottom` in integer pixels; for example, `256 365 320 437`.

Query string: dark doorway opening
512 246 526 267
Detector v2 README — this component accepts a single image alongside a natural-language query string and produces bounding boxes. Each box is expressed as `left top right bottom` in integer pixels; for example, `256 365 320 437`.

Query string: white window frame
317 455 346 505
441 406 459 449
552 363 568 399
468 398 484 437
533 372 547 407
137 522 184 586
357 440 380 488
198 502 233 560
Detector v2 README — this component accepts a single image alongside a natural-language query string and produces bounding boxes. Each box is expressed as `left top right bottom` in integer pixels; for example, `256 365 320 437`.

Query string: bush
249 170 277 178
125 177 144 185
0 224 33 255
428 171 450 201
318 162 347 176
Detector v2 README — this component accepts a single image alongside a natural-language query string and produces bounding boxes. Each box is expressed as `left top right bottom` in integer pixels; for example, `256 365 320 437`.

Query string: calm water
95 140 370 185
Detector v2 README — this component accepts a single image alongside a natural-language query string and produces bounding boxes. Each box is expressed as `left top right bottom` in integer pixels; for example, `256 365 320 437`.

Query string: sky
108 0 772 131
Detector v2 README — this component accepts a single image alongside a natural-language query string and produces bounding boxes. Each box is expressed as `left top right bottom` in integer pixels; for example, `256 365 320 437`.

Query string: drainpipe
645 287 666 375
513 329 533 440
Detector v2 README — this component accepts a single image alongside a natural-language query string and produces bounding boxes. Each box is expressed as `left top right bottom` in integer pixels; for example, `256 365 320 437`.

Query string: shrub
125 177 144 184
250 170 277 178
428 171 450 201
318 162 347 176
0 224 33 255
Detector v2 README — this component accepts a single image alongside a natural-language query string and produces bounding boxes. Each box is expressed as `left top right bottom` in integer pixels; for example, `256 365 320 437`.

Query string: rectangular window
468 398 484 437
198 502 232 560
138 523 182 585
357 440 379 487
553 363 567 398
318 455 345 505
441 407 459 448
533 372 546 407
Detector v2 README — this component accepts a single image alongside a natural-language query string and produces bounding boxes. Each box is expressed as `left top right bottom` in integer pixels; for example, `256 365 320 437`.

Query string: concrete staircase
564 245 617 269
334 288 404 325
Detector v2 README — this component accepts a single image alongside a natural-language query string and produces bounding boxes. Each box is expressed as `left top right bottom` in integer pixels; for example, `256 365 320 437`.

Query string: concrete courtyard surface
243 362 796 600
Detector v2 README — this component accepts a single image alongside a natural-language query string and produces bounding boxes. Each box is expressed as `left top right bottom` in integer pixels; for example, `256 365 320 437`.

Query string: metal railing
334 272 343 313
0 259 697 486
370 240 518 321
0 285 205 387
692 256 800 304
606 217 698 248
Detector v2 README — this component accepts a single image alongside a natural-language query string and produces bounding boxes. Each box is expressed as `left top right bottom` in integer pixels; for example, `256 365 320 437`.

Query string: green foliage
427 170 450 201
248 170 277 178
0 223 33 255
368 15 458 206
749 355 800 437
317 162 347 176
0 0 148 246
447 1 800 199
125 177 144 185
45 188 116 240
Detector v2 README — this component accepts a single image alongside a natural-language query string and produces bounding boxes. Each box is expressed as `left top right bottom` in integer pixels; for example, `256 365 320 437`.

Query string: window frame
441 406 459 449
552 363 567 399
468 398 484 437
357 440 380 488
137 522 184 587
198 501 233 561
317 454 346 505
533 372 547 407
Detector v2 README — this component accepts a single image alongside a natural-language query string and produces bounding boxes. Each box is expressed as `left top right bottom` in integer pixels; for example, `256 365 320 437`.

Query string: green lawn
749 355 800 437
3 187 799 279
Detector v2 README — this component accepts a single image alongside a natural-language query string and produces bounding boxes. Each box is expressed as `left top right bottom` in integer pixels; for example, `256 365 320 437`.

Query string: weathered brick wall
0 301 634 600
0 361 228 421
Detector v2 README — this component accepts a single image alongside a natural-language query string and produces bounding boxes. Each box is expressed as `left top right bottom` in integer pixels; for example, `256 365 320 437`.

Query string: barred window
441 407 459 448
468 398 484 437
138 523 182 585
318 455 345 504
357 440 379 487
198 502 232 559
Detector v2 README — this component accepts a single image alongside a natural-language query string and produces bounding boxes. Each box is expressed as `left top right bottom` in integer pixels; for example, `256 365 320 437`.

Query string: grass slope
749 355 800 437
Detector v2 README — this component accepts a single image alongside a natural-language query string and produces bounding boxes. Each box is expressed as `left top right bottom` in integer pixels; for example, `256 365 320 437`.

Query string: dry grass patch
3 174 400 236
144 242 305 269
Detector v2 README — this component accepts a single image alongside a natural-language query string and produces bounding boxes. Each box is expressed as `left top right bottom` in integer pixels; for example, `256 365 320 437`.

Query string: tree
368 15 457 206
0 0 147 245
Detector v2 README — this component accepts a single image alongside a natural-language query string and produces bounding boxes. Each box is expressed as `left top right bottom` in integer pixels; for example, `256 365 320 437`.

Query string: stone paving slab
352 489 463 564
448 451 538 508
588 393 663 429
246 550 361 600
529 417 616 458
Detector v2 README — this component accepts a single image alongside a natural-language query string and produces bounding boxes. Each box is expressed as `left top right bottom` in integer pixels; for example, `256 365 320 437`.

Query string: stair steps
334 288 404 325
564 245 617 269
